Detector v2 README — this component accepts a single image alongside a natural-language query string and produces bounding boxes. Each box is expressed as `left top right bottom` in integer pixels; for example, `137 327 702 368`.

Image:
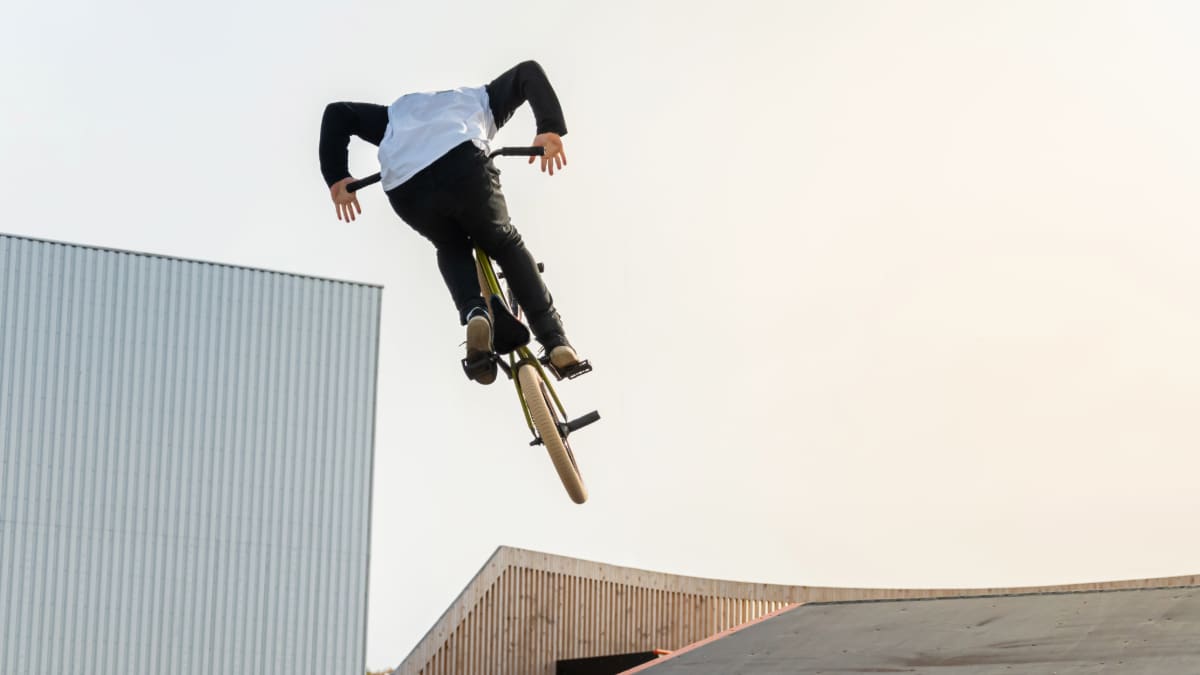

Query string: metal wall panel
0 233 381 675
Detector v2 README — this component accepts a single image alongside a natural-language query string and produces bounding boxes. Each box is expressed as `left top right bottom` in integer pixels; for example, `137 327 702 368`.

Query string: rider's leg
386 181 496 384
385 173 486 325
433 239 489 325
385 141 580 369
456 162 575 357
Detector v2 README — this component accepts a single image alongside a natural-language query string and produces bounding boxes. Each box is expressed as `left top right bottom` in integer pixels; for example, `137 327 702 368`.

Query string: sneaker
549 344 581 371
465 307 496 385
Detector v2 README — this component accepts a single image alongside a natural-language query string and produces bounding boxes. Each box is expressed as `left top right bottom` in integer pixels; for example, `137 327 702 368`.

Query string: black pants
385 141 565 345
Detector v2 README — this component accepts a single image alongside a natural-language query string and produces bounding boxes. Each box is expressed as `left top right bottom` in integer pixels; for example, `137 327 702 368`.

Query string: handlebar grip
345 173 381 193
489 147 545 158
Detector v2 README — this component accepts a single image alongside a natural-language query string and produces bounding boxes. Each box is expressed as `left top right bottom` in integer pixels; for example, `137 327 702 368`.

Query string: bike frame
475 248 570 439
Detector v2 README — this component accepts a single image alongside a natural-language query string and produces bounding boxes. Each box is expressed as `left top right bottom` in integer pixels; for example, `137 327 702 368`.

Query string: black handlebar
345 146 545 193
489 146 545 157
345 174 381 193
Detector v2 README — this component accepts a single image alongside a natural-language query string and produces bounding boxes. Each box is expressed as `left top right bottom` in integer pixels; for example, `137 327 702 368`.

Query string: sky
4 0 1200 670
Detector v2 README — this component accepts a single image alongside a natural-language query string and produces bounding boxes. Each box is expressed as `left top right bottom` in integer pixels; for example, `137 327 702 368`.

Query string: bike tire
518 364 588 504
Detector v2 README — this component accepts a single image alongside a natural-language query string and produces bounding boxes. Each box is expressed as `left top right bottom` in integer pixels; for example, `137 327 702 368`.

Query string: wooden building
392 546 1198 675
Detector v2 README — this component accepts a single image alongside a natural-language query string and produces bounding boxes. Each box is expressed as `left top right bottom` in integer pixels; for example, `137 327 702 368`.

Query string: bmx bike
347 147 599 504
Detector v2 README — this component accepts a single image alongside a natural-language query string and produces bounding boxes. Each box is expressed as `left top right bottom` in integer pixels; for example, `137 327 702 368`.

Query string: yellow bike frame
475 248 569 436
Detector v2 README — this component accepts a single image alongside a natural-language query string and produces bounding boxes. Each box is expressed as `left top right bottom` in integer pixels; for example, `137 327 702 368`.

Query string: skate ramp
625 586 1200 674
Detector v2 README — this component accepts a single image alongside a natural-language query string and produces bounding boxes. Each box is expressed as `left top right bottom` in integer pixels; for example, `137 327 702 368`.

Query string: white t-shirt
376 86 498 191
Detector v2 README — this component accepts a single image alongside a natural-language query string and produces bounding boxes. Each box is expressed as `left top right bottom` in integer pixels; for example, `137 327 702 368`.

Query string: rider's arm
485 61 568 136
319 102 389 187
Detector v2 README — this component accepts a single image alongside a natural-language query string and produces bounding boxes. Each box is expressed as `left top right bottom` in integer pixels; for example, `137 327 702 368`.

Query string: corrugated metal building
0 233 381 675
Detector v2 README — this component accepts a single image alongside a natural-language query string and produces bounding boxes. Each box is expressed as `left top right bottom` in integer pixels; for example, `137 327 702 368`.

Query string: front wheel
518 364 588 504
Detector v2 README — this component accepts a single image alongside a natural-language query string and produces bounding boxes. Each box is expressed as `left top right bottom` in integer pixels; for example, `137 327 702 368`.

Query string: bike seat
490 294 530 354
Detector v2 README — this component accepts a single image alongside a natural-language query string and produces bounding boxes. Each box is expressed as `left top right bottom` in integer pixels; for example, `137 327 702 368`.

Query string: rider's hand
530 132 567 176
330 177 362 222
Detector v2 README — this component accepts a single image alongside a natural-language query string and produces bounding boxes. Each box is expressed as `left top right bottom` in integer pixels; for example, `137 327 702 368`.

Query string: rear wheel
518 364 588 504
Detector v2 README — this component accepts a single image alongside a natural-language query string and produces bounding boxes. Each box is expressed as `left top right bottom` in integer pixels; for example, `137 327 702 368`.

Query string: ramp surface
629 586 1200 674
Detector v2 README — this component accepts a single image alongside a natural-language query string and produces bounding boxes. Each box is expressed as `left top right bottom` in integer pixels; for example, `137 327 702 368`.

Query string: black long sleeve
485 61 568 136
318 102 389 187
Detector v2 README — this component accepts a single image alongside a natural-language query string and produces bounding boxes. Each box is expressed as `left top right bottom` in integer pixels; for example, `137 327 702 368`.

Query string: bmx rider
318 60 583 384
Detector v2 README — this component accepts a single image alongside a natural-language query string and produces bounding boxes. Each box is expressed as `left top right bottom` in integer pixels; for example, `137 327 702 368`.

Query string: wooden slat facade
392 546 1200 675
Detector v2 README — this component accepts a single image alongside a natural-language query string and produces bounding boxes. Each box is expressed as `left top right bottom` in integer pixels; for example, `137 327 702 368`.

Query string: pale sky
4 1 1200 670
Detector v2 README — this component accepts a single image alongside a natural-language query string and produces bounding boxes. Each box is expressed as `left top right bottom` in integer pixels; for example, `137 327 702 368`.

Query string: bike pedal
542 358 593 381
461 353 498 382
529 411 600 447
565 410 600 434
